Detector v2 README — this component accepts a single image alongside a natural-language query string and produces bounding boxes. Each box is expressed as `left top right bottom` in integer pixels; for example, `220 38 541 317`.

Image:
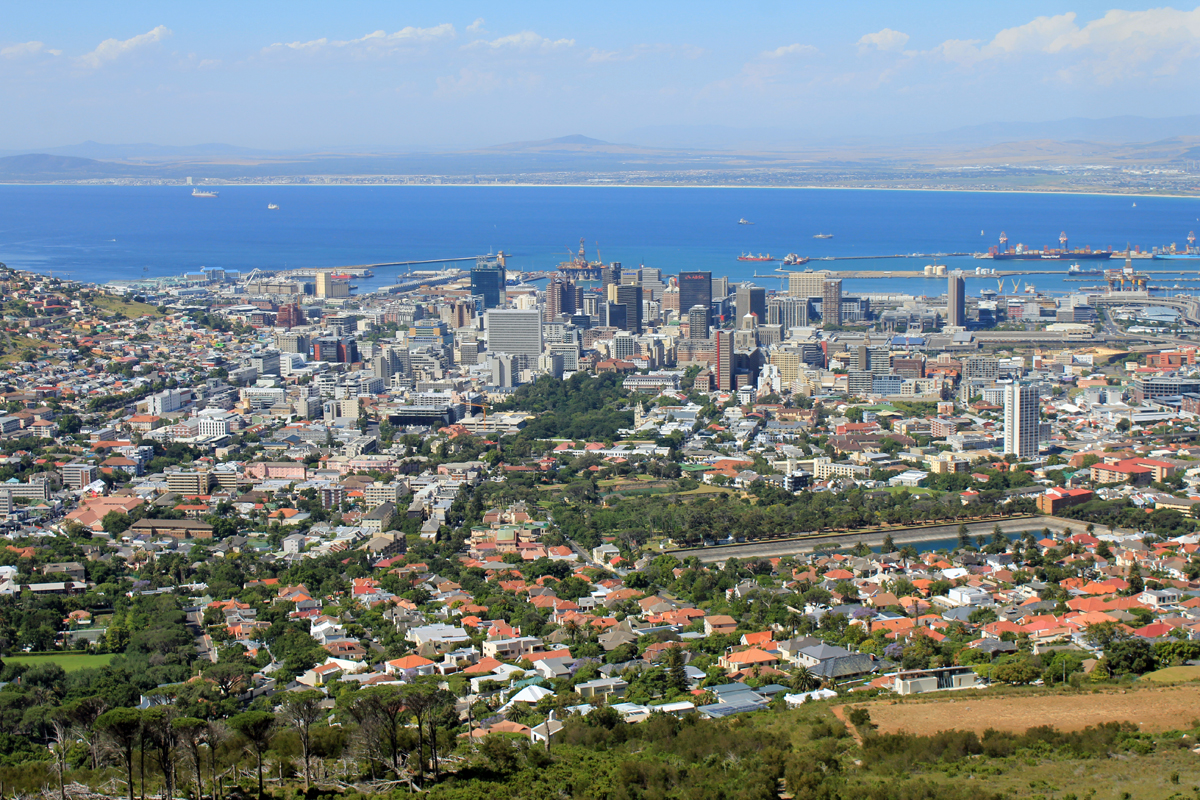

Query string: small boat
268 203 279 210
813 233 833 239
738 218 754 225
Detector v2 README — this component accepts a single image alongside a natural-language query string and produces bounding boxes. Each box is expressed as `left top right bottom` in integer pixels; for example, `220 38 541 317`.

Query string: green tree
991 656 1040 685
228 711 276 799
171 717 208 800
278 690 324 792
97 707 142 800
102 511 132 536
1127 562 1144 594
664 644 688 692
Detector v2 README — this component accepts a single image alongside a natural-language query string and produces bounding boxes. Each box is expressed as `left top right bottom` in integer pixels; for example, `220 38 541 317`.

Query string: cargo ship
1158 231 1199 259
782 253 809 266
738 218 754 225
813 233 833 239
738 253 776 262
981 231 1113 260
191 189 218 198
1067 263 1107 276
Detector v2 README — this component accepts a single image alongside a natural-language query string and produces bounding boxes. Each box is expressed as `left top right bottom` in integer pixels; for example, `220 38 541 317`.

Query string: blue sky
3 2 1198 150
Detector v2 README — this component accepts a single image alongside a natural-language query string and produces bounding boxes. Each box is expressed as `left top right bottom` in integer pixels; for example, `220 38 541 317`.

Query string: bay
1 185 1198 297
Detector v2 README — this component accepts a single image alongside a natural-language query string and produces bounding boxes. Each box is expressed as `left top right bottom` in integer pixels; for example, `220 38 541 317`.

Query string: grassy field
756 698 1200 800
1143 665 1200 683
673 485 737 496
3 653 114 672
0 334 54 364
92 296 163 318
880 486 937 497
853 684 1200 736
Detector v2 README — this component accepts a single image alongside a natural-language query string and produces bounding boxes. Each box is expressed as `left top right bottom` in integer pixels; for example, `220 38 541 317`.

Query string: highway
662 516 1128 564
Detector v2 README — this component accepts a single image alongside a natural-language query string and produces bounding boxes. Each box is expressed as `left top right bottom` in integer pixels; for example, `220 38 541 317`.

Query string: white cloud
1 41 61 58
588 49 627 63
586 43 706 63
465 31 575 52
467 18 486 34
857 28 910 53
78 25 171 69
761 43 819 59
435 67 501 94
928 7 1200 78
268 24 456 54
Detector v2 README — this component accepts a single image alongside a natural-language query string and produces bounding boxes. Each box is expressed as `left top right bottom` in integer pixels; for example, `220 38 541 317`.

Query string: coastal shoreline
0 181 1197 200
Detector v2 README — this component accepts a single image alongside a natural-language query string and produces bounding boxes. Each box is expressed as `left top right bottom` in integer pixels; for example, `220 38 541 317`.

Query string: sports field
3 653 114 672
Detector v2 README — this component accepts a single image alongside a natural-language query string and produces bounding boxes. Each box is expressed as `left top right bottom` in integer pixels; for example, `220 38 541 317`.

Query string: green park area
3 653 115 672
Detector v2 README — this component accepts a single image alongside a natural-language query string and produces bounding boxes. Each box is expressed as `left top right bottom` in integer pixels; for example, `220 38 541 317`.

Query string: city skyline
3 2 1199 151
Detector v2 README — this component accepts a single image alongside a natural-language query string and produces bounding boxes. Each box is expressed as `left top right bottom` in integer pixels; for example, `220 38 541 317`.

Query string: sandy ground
856 685 1200 736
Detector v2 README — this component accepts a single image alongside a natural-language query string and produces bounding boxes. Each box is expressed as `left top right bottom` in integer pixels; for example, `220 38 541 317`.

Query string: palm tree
791 666 819 693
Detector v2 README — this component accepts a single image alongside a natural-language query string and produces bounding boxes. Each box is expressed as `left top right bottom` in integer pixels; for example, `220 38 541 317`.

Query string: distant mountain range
1 117 1198 182
621 115 1200 151
0 140 279 161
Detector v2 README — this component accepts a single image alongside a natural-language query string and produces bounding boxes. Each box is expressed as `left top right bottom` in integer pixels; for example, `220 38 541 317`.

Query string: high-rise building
714 330 734 391
821 279 843 326
485 309 543 367
678 272 712 326
612 331 638 360
712 276 730 301
660 284 680 316
948 272 966 328
313 336 359 364
372 346 404 383
1003 382 1039 459
610 284 643 334
545 277 576 322
470 261 506 310
458 341 480 366
687 304 710 340
768 296 809 329
638 268 665 300
276 303 306 329
315 272 350 299
275 332 309 355
788 271 827 299
736 285 767 324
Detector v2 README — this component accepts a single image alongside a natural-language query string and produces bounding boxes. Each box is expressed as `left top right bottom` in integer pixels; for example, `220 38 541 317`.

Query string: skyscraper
315 272 349 299
470 260 506 310
544 277 576 322
1003 382 1039 459
714 330 734 391
736 284 767 324
768 296 808 329
821 279 843 326
678 272 712 327
613 284 643 334
485 309 542 369
687 304 710 340
788 271 827 299
948 272 966 328
638 267 665 300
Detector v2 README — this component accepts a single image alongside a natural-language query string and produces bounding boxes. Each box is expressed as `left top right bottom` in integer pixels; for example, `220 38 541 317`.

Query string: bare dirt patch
860 685 1200 736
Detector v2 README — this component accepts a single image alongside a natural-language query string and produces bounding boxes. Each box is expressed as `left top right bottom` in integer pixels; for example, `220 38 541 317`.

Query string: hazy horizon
4 2 1200 152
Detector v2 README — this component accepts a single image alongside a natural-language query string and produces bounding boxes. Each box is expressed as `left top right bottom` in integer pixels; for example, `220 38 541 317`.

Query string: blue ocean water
1 185 1197 296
